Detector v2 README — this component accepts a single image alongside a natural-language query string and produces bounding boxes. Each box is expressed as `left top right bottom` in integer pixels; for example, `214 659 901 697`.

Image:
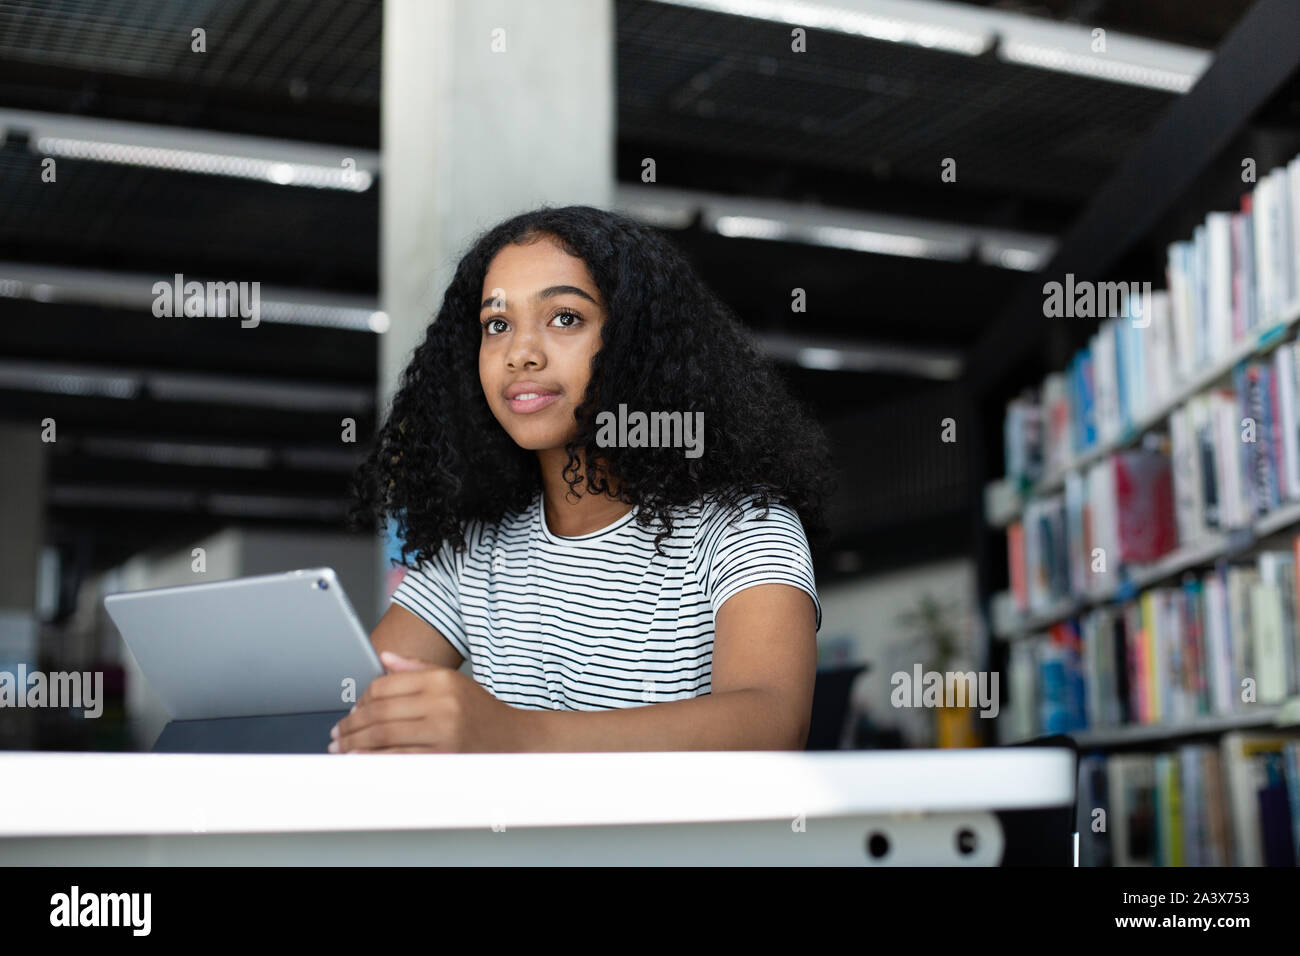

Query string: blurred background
0 0 1289 770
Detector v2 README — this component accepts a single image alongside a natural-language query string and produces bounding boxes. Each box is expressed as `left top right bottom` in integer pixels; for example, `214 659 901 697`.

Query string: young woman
335 205 834 753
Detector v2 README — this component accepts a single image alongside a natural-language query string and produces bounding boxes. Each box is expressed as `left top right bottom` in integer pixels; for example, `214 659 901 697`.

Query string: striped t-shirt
390 488 822 711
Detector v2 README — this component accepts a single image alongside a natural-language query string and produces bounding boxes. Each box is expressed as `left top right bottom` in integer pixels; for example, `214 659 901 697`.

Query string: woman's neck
536 447 632 537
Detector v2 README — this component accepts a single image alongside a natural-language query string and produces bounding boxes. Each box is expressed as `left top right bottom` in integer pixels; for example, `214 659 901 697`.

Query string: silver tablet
104 567 384 721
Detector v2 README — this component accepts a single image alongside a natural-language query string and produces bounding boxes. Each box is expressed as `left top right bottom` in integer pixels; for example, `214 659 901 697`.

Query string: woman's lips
507 392 560 414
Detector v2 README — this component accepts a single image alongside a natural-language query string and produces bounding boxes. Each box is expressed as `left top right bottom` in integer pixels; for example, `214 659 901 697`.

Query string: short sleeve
389 540 471 659
696 496 822 632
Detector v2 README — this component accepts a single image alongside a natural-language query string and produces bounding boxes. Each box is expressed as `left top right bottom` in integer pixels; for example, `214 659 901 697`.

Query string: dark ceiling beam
0 60 379 148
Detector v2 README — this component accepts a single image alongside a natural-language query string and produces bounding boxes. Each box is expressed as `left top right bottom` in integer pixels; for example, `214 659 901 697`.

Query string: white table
0 748 1075 865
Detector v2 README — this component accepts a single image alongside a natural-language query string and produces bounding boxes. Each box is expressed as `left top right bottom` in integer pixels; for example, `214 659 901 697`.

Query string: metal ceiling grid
0 140 378 290
616 0 1176 202
0 0 380 106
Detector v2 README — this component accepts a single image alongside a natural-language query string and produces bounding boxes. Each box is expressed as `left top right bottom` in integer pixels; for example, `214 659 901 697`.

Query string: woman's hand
329 651 532 753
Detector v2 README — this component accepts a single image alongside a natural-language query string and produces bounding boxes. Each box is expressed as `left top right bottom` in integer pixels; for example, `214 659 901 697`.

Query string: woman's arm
517 582 818 751
370 603 465 670
335 584 815 753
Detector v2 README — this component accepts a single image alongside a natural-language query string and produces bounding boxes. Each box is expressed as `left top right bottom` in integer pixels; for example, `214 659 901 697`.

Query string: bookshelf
963 0 1300 866
993 507 1298 640
1009 703 1291 749
992 297 1300 510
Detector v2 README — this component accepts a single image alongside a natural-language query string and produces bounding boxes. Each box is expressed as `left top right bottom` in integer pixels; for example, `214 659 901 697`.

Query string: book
1001 153 1300 868
1077 753 1113 867
1007 521 1027 612
1006 155 1300 493
1155 752 1185 866
1249 572 1288 703
1283 740 1300 865
1008 538 1300 736
1221 730 1293 866
1257 750 1297 866
1108 754 1157 866
1112 449 1178 563
1275 345 1300 499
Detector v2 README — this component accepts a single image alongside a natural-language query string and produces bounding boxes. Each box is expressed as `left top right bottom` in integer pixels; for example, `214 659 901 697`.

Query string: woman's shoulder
692 486 802 528
684 487 808 560
684 487 819 624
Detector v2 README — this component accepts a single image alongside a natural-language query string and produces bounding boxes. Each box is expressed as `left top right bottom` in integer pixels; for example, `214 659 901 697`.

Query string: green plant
894 592 962 672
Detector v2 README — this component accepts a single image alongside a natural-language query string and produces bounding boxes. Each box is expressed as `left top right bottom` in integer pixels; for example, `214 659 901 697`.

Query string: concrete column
377 0 615 620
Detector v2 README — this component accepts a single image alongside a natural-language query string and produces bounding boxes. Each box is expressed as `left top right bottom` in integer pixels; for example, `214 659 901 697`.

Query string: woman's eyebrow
479 285 599 311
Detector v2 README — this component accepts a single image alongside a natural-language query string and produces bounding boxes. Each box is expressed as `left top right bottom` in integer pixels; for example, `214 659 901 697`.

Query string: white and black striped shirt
390 488 822 711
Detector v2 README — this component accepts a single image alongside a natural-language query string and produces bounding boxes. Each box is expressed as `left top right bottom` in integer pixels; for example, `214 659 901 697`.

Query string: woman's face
478 236 608 451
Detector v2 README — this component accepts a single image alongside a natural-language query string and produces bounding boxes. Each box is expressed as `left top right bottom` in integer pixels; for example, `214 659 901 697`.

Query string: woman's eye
551 311 581 328
482 317 507 335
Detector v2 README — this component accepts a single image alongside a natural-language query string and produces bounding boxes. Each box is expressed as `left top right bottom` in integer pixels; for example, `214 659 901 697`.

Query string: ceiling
0 0 1262 578
953 0 1251 50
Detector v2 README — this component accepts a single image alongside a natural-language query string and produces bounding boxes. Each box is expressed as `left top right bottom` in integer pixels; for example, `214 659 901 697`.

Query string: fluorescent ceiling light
978 239 1049 272
669 187 1054 269
36 136 372 191
757 332 963 379
616 198 697 230
80 438 274 470
146 372 372 413
613 186 703 230
668 0 992 55
796 346 849 370
0 262 385 331
619 184 1056 270
659 0 1209 92
998 40 1196 93
0 358 373 414
714 214 968 261
1 108 379 191
0 363 139 399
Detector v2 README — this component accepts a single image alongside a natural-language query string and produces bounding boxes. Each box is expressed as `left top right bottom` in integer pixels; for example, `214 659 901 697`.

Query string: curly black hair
346 204 836 568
